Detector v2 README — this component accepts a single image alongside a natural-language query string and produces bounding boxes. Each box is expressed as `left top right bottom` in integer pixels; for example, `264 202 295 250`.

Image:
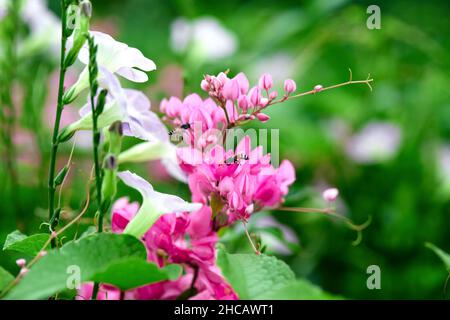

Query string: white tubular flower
118 140 188 183
117 171 201 238
64 31 156 102
60 68 166 142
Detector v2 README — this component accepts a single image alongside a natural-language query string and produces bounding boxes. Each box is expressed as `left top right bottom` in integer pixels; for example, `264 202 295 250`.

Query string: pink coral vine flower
84 198 237 300
177 136 296 225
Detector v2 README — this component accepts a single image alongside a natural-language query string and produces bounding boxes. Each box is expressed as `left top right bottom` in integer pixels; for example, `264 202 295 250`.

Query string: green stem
48 0 68 237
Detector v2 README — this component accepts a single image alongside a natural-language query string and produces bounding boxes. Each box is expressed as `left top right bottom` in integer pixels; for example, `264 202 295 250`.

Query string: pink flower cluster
178 136 295 226
160 72 297 147
80 72 296 300
79 200 237 300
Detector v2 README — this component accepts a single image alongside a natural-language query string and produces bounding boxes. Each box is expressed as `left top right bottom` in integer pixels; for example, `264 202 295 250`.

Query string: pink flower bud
200 79 209 91
233 72 249 94
51 231 57 239
222 79 239 100
217 72 228 85
39 251 47 257
19 267 29 276
260 98 269 107
248 87 261 107
269 91 278 100
322 188 339 202
245 204 254 215
314 84 323 92
258 73 273 90
238 95 248 111
16 258 26 268
256 113 270 122
284 79 296 94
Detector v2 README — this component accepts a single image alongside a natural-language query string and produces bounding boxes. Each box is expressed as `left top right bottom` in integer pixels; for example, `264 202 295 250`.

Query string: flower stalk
47 0 70 236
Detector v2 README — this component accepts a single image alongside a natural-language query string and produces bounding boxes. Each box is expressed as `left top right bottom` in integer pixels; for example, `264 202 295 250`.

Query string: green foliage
0 266 14 293
217 248 338 299
426 243 450 272
92 258 182 291
3 230 49 257
4 233 178 299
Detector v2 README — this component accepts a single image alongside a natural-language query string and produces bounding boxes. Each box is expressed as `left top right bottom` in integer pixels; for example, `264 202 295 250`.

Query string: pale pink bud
284 79 297 94
234 72 249 94
258 73 273 90
238 95 248 111
217 72 228 85
248 87 261 107
16 258 26 268
269 91 278 100
314 84 323 92
222 79 240 100
19 267 29 276
245 204 254 215
256 113 270 122
322 188 339 202
39 251 47 257
260 98 269 107
200 79 209 91
51 231 57 239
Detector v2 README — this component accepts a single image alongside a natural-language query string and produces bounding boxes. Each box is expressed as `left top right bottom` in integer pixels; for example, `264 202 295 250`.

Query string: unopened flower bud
109 121 123 136
217 72 228 85
104 155 117 170
16 258 26 268
19 267 29 276
322 188 339 202
249 87 261 107
269 91 278 100
256 113 270 123
314 84 323 92
260 97 269 107
222 79 239 100
238 95 248 111
258 73 273 90
245 204 254 215
39 251 47 257
284 79 296 94
200 79 209 91
80 0 92 18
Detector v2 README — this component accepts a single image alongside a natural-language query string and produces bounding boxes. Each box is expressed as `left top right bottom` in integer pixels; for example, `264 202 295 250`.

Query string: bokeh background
1 0 449 299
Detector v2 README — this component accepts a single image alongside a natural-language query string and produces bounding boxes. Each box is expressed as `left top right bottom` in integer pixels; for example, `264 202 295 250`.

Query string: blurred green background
1 0 449 299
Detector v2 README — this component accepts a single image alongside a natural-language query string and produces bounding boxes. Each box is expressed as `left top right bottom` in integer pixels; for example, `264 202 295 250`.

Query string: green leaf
3 230 27 248
217 248 295 299
256 279 341 300
5 233 146 299
0 266 14 293
3 230 49 257
217 248 339 300
425 242 450 272
92 258 182 291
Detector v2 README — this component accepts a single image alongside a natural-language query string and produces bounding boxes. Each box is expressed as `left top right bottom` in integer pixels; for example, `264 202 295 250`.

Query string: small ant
169 123 191 136
225 153 249 165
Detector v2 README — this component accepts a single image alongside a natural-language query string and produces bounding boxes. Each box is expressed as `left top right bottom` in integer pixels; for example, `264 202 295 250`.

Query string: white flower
61 68 166 142
345 122 402 164
117 170 201 238
66 31 156 101
170 17 237 61
118 140 188 183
